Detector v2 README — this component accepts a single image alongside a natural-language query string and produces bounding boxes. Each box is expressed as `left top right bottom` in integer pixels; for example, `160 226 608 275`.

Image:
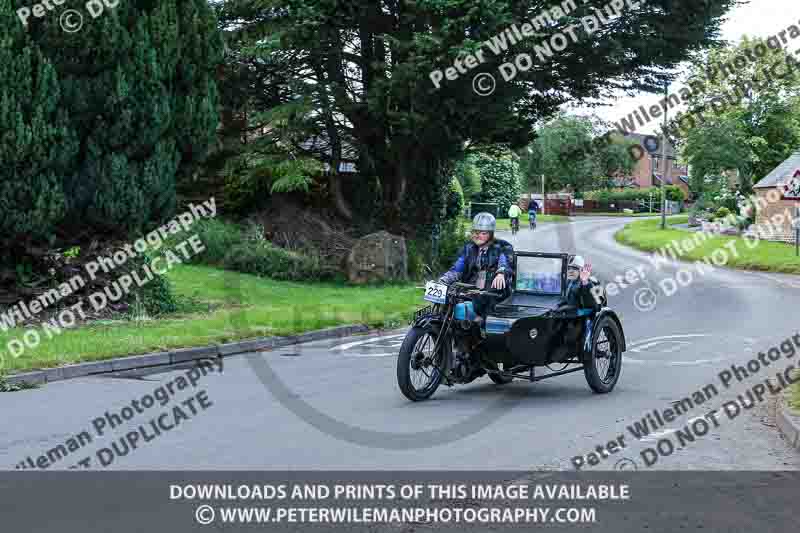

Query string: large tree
20 0 224 241
218 0 735 233
0 0 78 273
672 35 800 196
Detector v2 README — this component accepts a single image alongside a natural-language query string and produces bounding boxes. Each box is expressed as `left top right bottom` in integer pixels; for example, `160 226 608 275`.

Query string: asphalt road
2 217 799 471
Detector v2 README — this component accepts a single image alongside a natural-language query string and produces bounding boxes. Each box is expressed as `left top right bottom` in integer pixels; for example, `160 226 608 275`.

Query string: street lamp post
660 79 670 229
541 174 546 215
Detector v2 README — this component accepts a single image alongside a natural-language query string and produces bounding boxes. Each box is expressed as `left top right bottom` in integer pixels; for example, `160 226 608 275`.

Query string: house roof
653 173 674 185
621 132 678 159
753 150 800 189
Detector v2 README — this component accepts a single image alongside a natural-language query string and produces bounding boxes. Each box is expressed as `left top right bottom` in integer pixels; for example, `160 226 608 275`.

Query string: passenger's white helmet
472 212 496 232
568 255 585 269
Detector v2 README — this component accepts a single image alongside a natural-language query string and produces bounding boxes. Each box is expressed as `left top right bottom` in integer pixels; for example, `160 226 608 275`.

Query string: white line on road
331 334 406 351
628 334 709 348
623 356 726 366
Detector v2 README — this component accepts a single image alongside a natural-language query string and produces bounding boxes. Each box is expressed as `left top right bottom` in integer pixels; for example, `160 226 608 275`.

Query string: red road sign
781 169 800 199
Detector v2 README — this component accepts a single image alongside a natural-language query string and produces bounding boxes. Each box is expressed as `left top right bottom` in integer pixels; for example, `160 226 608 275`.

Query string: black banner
0 471 797 532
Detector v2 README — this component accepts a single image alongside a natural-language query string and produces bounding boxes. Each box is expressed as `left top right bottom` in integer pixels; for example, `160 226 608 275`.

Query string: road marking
623 357 724 366
637 415 718 442
666 358 727 366
629 340 690 353
628 334 709 348
343 352 396 357
751 272 800 289
331 334 406 351
638 429 677 442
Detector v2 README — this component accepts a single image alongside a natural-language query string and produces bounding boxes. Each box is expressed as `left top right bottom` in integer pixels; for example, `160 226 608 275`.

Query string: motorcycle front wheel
397 327 447 401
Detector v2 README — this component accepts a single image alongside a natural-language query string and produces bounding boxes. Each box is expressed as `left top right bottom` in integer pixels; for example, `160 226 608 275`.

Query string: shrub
584 186 686 205
224 242 326 281
715 207 731 219
407 219 468 280
134 255 179 316
223 155 323 214
160 217 329 281
665 185 687 202
172 218 245 266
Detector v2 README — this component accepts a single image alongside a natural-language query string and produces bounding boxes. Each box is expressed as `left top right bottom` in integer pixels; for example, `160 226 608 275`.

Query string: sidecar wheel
584 316 623 394
397 327 446 401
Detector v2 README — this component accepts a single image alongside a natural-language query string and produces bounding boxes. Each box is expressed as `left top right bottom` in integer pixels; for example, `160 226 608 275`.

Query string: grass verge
0 265 421 375
790 377 800 413
615 216 800 274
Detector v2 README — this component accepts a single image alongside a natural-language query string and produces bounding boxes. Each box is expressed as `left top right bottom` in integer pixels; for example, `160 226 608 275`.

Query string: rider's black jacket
564 277 601 309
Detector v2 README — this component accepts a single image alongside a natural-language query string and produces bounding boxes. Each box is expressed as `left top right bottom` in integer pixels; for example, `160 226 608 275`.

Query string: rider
508 203 522 231
528 200 538 226
439 212 514 326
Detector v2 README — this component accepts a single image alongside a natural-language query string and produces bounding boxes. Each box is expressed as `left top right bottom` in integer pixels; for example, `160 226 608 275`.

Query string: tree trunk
379 146 448 236
329 172 353 221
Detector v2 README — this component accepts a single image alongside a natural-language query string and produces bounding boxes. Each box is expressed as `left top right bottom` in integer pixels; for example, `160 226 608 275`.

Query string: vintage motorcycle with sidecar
397 252 626 401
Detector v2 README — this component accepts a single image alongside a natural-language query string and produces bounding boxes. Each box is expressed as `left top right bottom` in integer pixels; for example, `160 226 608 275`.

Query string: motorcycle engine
451 351 485 383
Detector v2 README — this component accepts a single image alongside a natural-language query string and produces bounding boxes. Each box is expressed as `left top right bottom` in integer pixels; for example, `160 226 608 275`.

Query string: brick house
749 150 800 243
618 133 690 197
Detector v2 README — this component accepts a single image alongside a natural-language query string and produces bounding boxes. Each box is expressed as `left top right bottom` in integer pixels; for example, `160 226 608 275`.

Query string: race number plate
423 281 448 304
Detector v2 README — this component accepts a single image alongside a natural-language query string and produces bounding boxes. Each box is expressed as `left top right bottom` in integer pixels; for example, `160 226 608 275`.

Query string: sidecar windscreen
514 254 565 295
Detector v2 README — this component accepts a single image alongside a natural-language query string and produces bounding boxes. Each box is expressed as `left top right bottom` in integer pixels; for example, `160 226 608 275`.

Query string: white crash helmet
568 255 586 270
472 212 496 232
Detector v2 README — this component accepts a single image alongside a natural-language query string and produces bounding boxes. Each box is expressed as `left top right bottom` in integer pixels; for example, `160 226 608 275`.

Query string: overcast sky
567 0 800 134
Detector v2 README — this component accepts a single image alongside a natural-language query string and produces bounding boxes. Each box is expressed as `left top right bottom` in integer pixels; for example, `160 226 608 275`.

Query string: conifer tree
0 0 78 263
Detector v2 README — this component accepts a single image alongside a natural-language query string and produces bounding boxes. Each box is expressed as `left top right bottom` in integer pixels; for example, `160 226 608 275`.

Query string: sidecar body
481 252 626 370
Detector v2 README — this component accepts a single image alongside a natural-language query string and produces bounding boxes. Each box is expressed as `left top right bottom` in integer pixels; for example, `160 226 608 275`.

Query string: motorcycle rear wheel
397 327 447 401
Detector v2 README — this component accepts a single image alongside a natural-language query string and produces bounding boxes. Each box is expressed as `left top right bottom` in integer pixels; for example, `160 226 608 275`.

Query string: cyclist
508 203 522 233
528 200 538 229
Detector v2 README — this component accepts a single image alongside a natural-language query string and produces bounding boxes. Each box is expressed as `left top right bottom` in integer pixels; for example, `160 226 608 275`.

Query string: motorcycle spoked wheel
397 327 449 401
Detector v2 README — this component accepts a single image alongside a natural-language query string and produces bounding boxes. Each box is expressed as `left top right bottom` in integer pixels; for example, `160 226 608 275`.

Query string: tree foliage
672 36 800 196
217 0 736 233
585 185 686 203
1 0 223 275
522 116 639 193
472 152 523 216
452 156 482 203
0 0 78 263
